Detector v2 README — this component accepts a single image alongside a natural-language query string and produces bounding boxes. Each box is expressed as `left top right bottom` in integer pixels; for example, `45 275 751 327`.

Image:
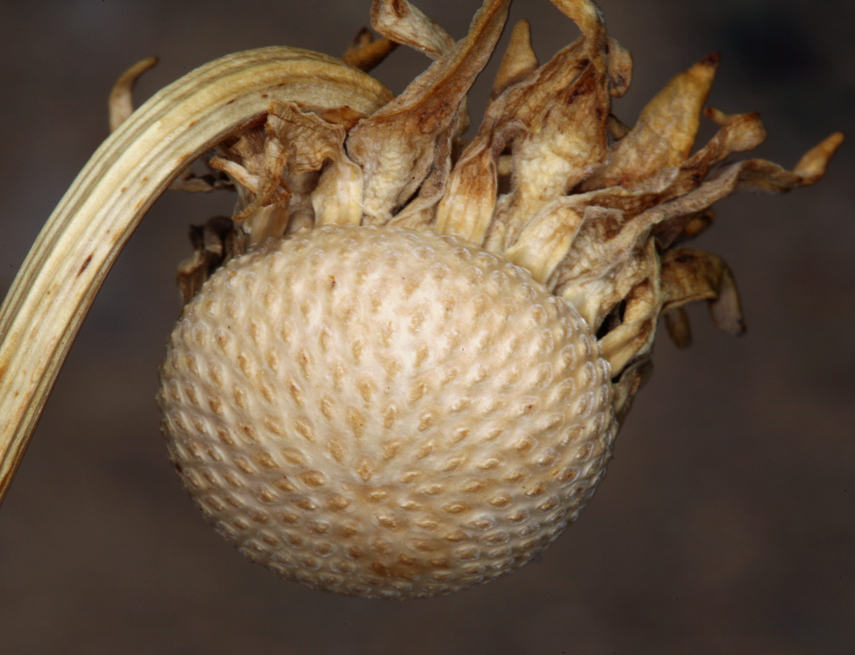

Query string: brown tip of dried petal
701 51 721 67
709 270 746 337
550 0 606 65
607 114 631 140
606 37 632 98
704 105 741 126
346 27 374 53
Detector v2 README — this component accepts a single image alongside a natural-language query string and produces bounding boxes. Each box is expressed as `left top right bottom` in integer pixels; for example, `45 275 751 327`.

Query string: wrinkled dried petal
582 52 719 191
551 0 607 63
605 37 632 98
737 131 845 192
370 0 454 60
209 153 291 237
210 124 291 229
169 164 233 193
176 216 246 303
553 168 732 329
267 102 364 226
571 110 766 223
554 205 649 329
503 199 584 284
660 248 745 336
496 63 609 247
388 106 467 229
244 204 291 245
437 25 590 245
433 140 498 243
490 0 611 248
283 170 320 235
347 0 510 223
653 207 715 249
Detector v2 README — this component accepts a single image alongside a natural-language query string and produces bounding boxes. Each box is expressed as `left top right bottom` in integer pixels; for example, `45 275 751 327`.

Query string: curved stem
0 46 392 504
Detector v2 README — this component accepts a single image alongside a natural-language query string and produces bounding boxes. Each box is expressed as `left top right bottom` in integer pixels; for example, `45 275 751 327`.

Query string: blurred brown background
1 0 852 653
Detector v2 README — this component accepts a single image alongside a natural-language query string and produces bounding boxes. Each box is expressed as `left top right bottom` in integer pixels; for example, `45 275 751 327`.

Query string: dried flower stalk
0 49 392 501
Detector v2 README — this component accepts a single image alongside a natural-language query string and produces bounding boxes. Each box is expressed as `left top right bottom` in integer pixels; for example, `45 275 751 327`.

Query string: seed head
160 225 613 598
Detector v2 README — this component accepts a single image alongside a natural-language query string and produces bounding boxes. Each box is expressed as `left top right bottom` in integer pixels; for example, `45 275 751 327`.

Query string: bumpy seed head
159 225 614 598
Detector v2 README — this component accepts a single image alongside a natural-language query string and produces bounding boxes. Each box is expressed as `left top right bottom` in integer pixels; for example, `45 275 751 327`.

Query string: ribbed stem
0 47 391 504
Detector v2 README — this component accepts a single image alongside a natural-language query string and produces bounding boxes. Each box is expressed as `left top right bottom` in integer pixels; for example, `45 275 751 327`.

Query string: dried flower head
153 0 842 598
0 0 842 601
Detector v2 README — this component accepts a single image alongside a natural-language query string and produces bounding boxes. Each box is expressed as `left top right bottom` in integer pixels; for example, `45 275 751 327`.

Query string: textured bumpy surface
158 225 615 598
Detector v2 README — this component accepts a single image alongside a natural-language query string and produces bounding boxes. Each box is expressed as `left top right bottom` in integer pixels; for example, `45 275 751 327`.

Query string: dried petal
492 20 538 98
370 0 454 60
436 2 611 246
653 207 715 249
503 199 584 284
736 131 845 192
341 28 398 72
176 216 246 303
108 56 158 132
433 140 498 243
571 110 766 223
597 241 663 374
388 106 467 228
267 103 364 226
210 124 291 230
347 0 510 223
555 205 649 328
481 0 614 250
660 248 745 336
605 38 632 98
582 52 719 190
612 358 653 424
663 307 692 349
496 63 609 246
